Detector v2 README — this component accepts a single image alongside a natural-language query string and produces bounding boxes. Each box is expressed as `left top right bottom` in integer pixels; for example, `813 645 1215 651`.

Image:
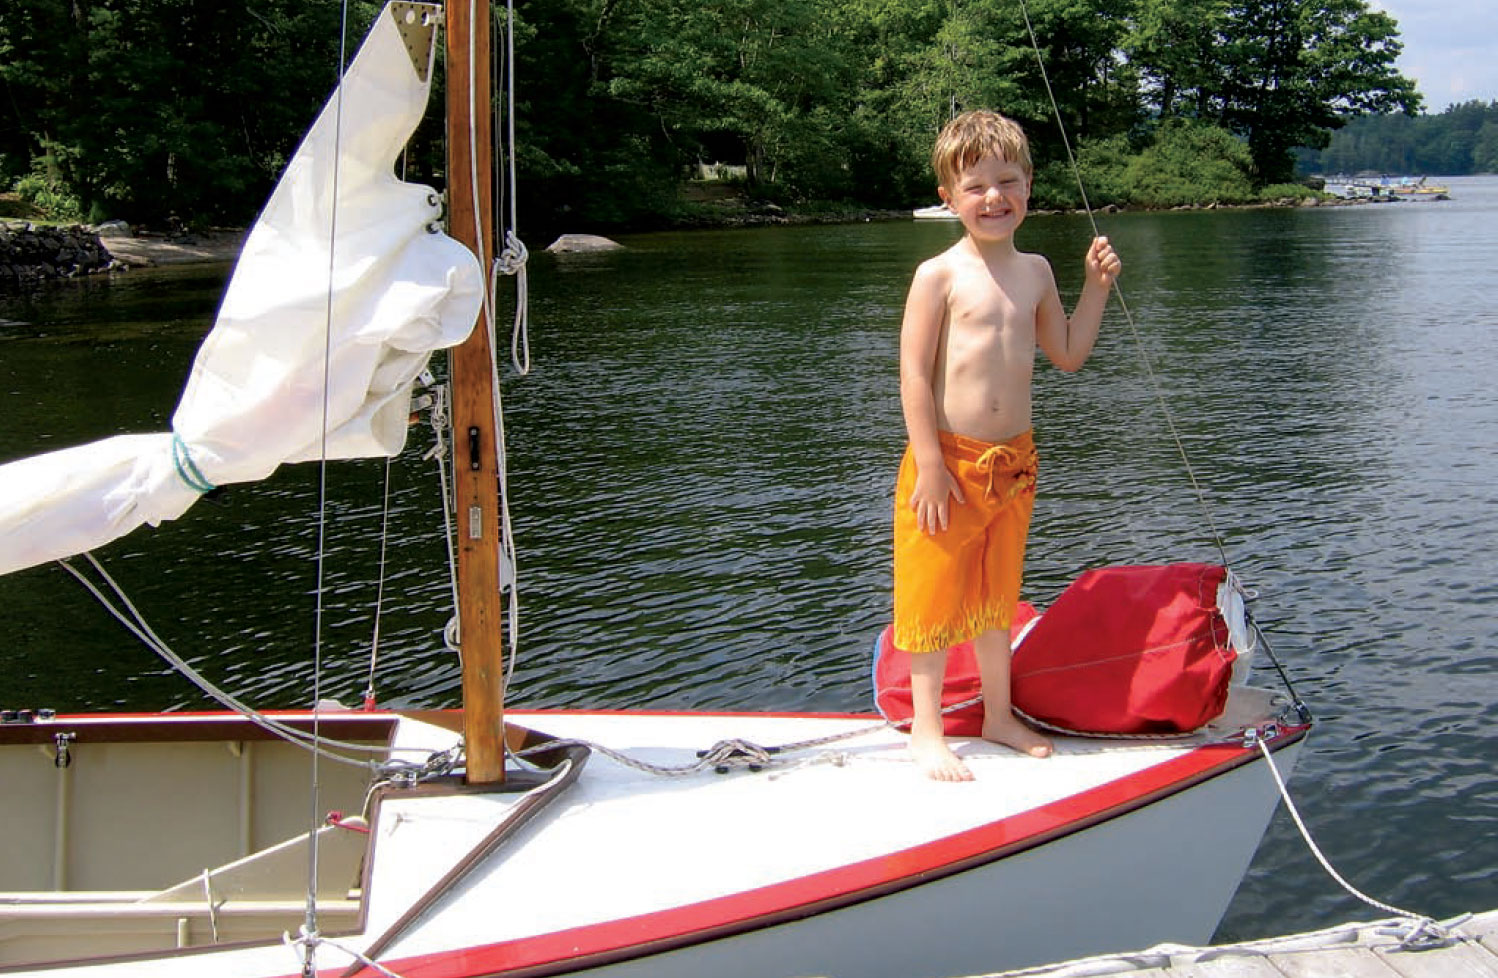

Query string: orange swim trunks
892 429 1038 653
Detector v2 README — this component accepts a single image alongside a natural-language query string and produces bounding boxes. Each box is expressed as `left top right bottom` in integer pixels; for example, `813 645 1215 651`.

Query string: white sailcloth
0 8 482 576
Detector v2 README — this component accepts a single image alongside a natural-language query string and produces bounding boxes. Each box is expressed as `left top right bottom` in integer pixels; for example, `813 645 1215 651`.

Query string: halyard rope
1015 0 1229 569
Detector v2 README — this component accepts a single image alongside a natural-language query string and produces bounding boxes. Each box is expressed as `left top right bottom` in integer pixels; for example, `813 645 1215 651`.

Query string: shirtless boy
894 110 1121 781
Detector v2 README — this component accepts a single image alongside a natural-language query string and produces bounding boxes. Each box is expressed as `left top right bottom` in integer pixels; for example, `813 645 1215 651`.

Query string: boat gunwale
0 712 400 747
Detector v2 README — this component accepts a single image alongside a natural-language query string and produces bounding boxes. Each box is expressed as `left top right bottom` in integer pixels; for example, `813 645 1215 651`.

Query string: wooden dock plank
1471 911 1498 958
1372 941 1498 978
1266 946 1401 977
981 912 1498 978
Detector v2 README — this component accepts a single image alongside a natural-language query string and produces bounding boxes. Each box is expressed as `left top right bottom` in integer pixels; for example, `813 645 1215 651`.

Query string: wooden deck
984 910 1498 977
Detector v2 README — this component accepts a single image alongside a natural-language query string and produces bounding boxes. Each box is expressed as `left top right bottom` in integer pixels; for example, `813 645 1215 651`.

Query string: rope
509 694 998 777
989 913 1474 977
1015 0 1228 570
418 380 464 661
494 0 531 378
490 0 529 700
1253 734 1442 929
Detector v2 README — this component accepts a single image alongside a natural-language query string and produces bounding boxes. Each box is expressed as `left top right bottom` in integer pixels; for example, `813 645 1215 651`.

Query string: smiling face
938 155 1031 244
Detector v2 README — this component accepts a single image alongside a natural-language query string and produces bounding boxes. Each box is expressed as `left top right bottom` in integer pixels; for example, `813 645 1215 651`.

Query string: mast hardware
389 2 441 83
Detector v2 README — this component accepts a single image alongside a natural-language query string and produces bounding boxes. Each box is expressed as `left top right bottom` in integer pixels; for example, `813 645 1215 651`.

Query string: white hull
0 699 1304 978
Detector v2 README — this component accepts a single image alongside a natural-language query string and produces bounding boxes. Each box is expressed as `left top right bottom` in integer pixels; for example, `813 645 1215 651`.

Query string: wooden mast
444 0 506 785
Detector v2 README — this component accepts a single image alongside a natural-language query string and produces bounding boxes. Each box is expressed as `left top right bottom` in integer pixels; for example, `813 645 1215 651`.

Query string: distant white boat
1323 176 1451 201
912 203 959 219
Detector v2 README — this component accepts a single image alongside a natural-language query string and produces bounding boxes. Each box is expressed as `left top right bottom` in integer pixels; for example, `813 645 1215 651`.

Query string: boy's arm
1036 236 1121 373
900 259 965 533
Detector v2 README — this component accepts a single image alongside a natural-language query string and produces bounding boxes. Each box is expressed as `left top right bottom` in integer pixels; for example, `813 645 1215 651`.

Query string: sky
1369 0 1498 112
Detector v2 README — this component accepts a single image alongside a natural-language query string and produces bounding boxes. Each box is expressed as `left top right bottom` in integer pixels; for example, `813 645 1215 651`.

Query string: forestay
0 6 482 576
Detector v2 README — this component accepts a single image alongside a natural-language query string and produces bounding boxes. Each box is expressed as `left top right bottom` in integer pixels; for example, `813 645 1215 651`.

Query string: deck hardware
1241 723 1281 750
53 732 75 769
468 426 481 470
696 738 778 774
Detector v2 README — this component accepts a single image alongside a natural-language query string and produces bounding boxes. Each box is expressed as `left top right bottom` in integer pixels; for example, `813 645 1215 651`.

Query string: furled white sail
0 6 482 576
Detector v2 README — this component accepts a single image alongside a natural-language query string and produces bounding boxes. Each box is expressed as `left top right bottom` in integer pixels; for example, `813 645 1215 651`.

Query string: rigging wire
302 4 361 965
57 560 448 770
362 146 417 711
1014 0 1229 570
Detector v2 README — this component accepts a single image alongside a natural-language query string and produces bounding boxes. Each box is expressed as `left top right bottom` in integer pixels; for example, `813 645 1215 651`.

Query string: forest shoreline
1 190 1387 284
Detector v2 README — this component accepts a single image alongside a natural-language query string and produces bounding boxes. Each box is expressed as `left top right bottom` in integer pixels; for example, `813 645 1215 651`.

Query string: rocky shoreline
0 223 116 288
0 221 249 289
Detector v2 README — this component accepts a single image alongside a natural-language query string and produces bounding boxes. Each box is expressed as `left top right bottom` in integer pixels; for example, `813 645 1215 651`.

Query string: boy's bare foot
982 713 1053 758
909 731 975 781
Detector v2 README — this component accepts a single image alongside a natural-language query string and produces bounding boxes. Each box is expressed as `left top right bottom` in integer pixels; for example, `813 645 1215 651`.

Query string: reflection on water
2 177 1497 942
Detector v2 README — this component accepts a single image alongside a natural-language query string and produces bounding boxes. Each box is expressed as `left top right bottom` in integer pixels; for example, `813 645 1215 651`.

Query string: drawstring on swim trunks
975 444 1037 505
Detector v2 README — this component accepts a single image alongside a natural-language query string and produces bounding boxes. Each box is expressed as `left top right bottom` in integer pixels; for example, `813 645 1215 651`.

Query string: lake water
2 176 1496 946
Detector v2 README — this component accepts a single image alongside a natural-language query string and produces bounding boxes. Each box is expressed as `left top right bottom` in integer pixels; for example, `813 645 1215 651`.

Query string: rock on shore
0 223 115 288
546 233 623 253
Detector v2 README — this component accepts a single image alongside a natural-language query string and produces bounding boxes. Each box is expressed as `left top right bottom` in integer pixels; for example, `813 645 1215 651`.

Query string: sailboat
0 4 1309 977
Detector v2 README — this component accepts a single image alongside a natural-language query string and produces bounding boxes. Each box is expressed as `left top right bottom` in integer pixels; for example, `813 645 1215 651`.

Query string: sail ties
170 433 216 494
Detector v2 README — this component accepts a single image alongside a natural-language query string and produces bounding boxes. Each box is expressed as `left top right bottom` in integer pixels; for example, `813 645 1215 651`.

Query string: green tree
598 0 855 189
1215 0 1420 184
1474 121 1498 174
0 0 380 225
1075 119 1252 206
1128 0 1229 118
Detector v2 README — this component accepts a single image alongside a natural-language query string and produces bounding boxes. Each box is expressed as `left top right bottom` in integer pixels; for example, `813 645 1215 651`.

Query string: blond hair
931 110 1033 189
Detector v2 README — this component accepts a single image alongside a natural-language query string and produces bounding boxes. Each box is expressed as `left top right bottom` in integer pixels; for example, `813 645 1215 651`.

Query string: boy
895 110 1120 781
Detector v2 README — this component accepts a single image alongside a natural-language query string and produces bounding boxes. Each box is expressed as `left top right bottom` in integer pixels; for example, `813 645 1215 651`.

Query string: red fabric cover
873 564 1236 737
1011 563 1235 734
874 602 1039 737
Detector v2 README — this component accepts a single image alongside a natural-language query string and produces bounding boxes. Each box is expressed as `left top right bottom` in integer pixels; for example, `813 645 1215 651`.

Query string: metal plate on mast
389 2 441 83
